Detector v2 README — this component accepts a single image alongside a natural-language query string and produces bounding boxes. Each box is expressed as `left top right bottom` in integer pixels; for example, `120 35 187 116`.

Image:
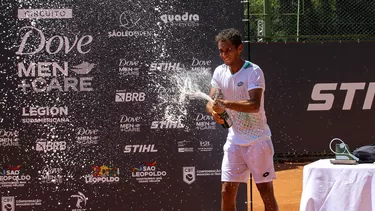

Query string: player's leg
221 141 251 211
243 140 278 211
221 182 239 211
256 181 278 211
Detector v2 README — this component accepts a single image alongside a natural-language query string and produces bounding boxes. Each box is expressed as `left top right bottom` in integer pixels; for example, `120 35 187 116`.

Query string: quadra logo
18 9 72 19
124 144 157 153
307 82 375 111
1 196 15 211
183 167 196 185
160 12 199 26
115 91 145 102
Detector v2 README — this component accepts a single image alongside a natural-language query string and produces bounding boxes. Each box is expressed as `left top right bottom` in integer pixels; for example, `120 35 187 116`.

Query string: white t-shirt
211 61 272 145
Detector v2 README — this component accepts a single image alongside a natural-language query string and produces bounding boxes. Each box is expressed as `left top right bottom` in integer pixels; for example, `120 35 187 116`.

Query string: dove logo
0 130 19 147
17 61 95 93
119 11 140 29
120 123 141 132
191 58 212 71
71 62 95 74
120 115 142 132
39 167 63 184
16 26 93 55
18 61 95 77
76 128 99 145
195 113 216 130
118 59 140 76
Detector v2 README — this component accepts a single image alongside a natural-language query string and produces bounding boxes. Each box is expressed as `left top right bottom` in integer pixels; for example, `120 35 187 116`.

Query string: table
299 159 375 211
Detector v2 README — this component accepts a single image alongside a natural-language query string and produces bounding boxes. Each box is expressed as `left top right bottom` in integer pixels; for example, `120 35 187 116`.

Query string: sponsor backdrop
250 42 375 154
0 0 246 211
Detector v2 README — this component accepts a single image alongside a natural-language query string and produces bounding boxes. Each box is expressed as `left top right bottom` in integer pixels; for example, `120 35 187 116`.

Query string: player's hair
215 28 243 48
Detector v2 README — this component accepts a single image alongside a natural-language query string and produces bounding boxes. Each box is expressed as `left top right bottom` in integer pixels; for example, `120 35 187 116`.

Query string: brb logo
35 139 66 152
307 82 375 111
115 90 146 102
16 26 96 93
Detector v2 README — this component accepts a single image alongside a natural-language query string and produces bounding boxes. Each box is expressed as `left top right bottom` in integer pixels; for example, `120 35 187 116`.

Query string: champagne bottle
217 111 232 128
214 89 232 129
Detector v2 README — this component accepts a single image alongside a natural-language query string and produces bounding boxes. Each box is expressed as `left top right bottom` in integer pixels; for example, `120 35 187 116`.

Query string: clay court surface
247 162 308 211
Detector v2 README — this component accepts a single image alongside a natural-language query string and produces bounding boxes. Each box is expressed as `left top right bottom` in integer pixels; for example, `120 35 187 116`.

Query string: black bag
353 145 375 163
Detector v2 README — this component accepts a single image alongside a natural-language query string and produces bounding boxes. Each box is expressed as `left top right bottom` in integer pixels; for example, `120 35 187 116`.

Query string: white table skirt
300 159 375 211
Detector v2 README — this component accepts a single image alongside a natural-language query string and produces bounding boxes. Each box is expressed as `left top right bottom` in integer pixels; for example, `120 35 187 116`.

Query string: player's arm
206 86 217 114
215 88 262 113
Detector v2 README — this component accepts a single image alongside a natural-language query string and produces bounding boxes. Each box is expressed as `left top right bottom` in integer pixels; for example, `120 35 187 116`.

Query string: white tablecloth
300 159 375 211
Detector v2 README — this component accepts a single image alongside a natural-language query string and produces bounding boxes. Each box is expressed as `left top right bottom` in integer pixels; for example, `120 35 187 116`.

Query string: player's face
218 40 242 66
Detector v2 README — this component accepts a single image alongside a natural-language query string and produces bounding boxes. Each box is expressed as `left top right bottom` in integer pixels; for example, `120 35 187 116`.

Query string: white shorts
221 139 276 184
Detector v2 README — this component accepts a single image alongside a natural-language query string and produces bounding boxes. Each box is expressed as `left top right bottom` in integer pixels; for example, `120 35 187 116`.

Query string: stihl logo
307 82 375 111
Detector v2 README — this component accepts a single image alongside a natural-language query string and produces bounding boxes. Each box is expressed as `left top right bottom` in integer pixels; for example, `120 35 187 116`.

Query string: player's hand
211 110 224 124
212 99 225 114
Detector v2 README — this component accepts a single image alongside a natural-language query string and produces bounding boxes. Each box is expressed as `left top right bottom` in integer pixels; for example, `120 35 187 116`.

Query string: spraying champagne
213 89 232 129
